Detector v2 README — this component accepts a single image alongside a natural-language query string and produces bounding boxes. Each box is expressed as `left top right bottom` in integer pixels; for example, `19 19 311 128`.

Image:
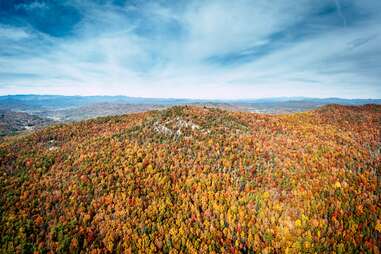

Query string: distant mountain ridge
0 95 380 133
1 95 380 111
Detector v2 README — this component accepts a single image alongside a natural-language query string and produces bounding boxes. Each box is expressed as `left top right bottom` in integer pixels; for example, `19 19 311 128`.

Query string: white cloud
0 25 30 41
15 1 49 11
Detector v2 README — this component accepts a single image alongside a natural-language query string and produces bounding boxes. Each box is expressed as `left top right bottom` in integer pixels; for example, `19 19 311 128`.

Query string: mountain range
0 95 380 136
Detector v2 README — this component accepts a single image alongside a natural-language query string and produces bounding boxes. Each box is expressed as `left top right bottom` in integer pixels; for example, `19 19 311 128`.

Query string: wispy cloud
0 25 30 41
0 0 380 98
333 0 347 26
15 1 49 11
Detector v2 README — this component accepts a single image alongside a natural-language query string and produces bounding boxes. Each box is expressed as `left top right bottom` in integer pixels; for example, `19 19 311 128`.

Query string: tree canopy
1 105 380 253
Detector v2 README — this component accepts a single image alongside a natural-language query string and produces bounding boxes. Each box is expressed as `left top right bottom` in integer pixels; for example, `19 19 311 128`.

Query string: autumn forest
0 105 380 253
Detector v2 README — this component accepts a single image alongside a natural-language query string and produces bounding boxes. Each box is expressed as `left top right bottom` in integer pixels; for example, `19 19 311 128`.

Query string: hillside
0 105 380 253
0 110 54 137
36 103 166 122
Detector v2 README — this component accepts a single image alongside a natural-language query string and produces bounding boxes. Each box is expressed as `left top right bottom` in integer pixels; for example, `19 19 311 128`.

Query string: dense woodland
0 105 380 253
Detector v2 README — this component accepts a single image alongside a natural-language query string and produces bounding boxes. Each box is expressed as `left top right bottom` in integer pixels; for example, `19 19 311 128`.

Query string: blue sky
0 0 380 99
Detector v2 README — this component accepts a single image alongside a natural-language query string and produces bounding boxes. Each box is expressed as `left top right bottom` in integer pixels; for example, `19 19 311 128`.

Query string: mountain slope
1 105 380 253
0 110 54 137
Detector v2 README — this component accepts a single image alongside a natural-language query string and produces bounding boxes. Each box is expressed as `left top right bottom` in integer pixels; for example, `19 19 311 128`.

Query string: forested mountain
0 110 53 137
0 105 380 253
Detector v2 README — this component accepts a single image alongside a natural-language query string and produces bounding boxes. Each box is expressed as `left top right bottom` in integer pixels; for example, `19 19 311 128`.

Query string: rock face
124 106 251 143
0 105 380 253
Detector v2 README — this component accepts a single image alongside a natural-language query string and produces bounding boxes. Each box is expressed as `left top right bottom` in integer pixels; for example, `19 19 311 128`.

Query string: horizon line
1 94 381 101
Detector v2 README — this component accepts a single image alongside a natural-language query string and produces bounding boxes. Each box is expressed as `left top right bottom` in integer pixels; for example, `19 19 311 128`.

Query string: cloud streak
0 0 380 99
333 0 347 26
